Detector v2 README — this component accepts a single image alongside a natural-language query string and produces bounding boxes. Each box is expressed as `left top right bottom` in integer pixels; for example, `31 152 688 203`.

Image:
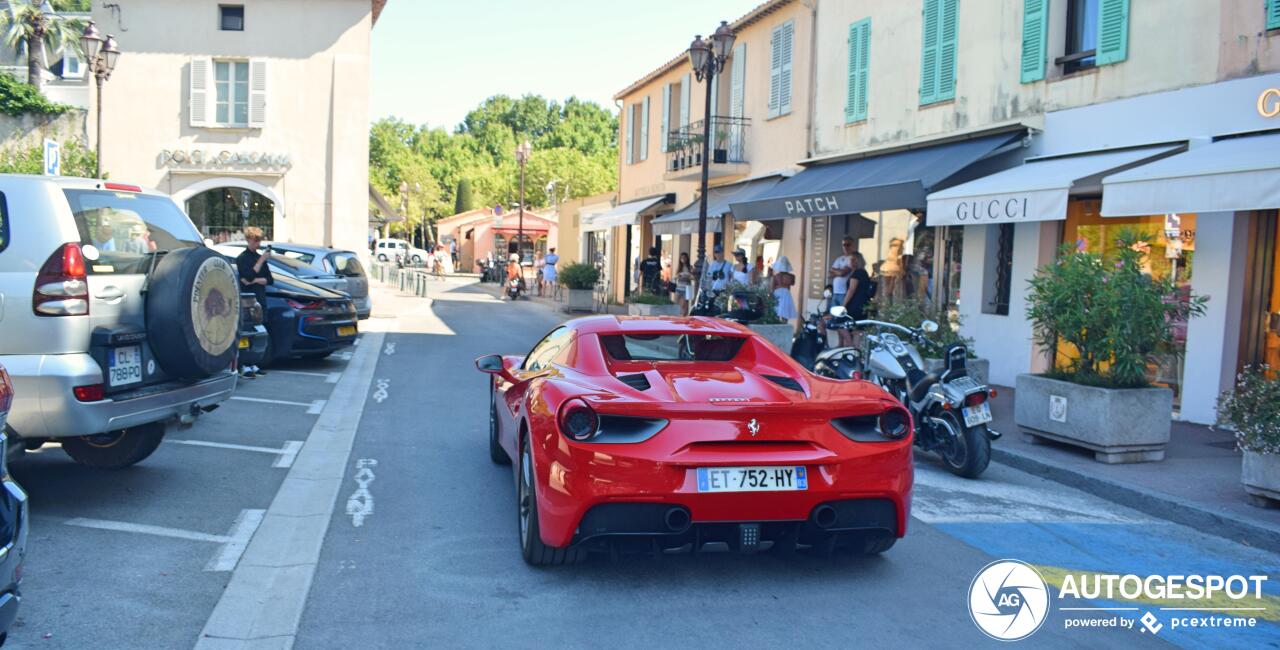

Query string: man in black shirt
235 227 274 378
639 247 664 296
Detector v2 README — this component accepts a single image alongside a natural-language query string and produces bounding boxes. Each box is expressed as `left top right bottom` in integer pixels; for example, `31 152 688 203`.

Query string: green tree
1 1 86 92
0 138 95 176
51 0 92 11
454 178 476 214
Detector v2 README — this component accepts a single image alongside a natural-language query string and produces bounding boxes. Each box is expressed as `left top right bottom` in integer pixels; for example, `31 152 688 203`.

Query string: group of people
500 247 561 297
636 244 798 321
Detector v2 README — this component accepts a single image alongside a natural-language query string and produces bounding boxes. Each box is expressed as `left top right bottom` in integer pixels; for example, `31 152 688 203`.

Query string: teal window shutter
1268 0 1280 30
660 84 670 153
1020 0 1049 83
919 0 940 105
936 0 958 101
640 96 649 161
846 19 870 123
1096 0 1130 65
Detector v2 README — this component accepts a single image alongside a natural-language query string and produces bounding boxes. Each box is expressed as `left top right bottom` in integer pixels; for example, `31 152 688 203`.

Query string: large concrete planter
926 357 990 385
627 302 681 317
564 288 593 313
749 324 794 352
1242 451 1280 509
1014 374 1172 464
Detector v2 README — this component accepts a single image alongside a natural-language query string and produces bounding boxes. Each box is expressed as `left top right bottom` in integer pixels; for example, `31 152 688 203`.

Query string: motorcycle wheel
938 411 991 479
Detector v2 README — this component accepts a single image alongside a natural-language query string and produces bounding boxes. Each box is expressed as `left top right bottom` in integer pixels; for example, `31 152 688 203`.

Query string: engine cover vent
616 373 651 391
763 375 803 392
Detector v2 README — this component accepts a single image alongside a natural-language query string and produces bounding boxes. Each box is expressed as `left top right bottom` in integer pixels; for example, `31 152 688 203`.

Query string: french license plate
337 325 357 337
108 345 143 387
238 337 251 349
696 466 807 493
963 401 992 427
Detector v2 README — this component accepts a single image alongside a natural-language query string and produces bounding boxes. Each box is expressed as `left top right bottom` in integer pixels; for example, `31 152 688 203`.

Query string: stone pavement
985 386 1280 554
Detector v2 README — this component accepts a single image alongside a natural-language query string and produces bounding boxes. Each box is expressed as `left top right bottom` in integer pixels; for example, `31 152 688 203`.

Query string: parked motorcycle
818 309 999 478
789 289 859 375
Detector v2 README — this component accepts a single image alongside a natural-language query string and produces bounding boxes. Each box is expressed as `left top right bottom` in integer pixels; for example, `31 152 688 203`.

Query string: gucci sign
1259 88 1280 118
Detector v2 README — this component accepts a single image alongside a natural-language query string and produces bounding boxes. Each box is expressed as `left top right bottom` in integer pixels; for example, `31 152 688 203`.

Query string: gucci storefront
925 72 1280 424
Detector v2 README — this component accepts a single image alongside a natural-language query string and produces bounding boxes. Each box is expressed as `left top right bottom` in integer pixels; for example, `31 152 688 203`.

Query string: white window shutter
625 104 634 164
189 56 211 127
779 21 794 116
660 84 670 152
768 26 782 118
248 59 268 128
640 96 650 161
730 43 745 119
680 73 691 129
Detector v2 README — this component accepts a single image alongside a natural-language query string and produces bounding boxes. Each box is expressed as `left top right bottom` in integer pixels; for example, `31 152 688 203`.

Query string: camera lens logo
968 560 1051 641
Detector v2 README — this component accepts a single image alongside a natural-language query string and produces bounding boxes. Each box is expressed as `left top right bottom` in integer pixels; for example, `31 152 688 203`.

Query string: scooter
506 275 525 300
824 311 999 479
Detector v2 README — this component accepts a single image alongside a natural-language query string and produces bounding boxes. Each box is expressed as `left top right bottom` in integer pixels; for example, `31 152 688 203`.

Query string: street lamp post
80 21 120 179
515 140 532 262
687 21 735 308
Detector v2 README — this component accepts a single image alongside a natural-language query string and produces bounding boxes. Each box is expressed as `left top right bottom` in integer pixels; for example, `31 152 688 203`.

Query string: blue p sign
43 139 60 176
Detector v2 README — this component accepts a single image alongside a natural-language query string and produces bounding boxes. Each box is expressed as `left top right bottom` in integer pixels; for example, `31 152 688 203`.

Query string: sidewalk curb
990 446 1280 555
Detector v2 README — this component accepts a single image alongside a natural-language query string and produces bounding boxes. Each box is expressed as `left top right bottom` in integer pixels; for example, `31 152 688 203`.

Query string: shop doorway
185 187 275 242
1238 210 1280 377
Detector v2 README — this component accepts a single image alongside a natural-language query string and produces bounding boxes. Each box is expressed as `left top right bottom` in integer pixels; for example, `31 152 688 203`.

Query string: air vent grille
763 375 803 391
616 373 651 391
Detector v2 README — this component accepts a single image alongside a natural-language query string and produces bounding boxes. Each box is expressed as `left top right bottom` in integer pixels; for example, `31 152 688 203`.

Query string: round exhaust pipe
811 504 838 529
664 507 691 533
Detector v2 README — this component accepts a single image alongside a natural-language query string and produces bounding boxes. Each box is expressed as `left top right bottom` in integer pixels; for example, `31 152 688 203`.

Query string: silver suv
0 176 239 468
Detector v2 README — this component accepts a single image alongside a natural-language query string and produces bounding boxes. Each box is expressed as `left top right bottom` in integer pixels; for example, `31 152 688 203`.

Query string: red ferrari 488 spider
476 316 913 565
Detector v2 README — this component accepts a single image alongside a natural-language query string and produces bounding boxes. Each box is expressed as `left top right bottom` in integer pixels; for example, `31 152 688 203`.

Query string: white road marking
326 372 341 384
271 370 330 379
205 509 268 572
384 342 396 355
197 331 385 648
306 399 326 414
165 439 305 468
345 458 377 527
65 509 267 573
331 350 354 361
911 463 1143 524
230 396 312 408
372 379 389 403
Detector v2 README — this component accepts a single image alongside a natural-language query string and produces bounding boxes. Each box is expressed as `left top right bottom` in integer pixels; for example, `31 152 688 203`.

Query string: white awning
1102 133 1280 217
580 196 665 232
926 145 1182 226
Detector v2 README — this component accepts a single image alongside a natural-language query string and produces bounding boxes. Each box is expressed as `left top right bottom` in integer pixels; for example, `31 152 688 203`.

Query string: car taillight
877 408 911 440
286 299 323 311
33 243 89 317
558 399 599 442
0 366 13 413
73 384 105 402
964 392 987 408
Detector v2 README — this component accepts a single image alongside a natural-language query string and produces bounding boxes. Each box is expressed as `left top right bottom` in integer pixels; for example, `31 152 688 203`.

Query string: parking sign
43 139 60 176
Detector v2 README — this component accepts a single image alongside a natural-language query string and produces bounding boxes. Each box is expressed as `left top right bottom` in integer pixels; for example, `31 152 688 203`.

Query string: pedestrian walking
771 256 797 322
235 227 273 378
543 247 560 299
674 252 693 313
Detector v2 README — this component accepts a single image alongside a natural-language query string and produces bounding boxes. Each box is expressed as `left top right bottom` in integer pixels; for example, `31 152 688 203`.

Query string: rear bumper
289 317 357 354
533 436 913 548
3 352 236 439
0 474 28 637
237 325 270 366
354 295 372 320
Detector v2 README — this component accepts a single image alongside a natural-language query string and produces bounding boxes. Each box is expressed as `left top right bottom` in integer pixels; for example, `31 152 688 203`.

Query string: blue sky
370 0 756 130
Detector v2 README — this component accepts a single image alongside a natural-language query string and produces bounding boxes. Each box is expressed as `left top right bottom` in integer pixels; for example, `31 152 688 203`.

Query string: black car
261 273 358 362
0 367 28 645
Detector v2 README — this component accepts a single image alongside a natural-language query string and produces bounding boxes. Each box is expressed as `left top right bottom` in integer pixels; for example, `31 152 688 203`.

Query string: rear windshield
65 189 202 275
276 248 315 264
328 252 365 277
600 334 746 362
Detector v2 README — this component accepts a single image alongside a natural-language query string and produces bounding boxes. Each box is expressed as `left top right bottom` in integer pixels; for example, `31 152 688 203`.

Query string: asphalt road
7 277 1279 649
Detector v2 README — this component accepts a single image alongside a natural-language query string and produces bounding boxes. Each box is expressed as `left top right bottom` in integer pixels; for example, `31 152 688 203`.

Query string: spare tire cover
146 246 240 378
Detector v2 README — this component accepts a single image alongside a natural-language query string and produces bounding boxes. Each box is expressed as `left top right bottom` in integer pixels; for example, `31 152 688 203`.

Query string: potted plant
712 127 730 164
867 298 988 384
627 292 681 316
558 263 599 313
1017 231 1207 463
1218 366 1280 508
715 282 793 351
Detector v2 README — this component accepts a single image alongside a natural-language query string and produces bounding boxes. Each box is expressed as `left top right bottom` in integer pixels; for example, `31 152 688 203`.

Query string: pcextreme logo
968 559 1051 641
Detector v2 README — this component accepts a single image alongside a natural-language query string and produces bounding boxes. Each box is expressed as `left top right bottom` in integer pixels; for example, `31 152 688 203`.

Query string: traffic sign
43 139 60 176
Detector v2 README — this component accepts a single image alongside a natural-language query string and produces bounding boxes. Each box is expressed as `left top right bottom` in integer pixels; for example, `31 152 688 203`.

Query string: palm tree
0 1 85 91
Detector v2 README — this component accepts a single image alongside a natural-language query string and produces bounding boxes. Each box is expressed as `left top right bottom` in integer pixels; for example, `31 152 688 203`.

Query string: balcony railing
665 116 750 173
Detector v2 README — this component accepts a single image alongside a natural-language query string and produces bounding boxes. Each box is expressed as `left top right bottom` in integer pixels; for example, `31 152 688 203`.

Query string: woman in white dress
771 256 797 321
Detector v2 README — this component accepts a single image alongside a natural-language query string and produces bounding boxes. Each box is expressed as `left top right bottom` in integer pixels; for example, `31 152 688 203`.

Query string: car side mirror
920 320 939 333
829 305 847 318
475 354 519 382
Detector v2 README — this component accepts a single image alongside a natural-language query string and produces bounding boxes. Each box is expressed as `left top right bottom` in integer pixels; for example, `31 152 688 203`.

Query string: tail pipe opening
664 507 692 533
811 504 838 529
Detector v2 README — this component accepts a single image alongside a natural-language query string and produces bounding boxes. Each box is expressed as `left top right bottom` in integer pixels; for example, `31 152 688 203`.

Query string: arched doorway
185 187 275 242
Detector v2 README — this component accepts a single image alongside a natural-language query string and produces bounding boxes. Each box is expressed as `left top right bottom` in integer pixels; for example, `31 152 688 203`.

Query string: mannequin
879 237 906 303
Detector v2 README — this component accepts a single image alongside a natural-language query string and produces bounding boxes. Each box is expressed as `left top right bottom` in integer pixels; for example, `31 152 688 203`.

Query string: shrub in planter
558 263 598 312
1217 366 1280 507
627 292 680 316
1017 230 1207 463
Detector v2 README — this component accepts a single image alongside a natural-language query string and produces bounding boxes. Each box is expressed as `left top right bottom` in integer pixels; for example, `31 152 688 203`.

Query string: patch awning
1102 133 1280 217
926 145 1182 226
650 174 787 236
581 196 667 232
728 132 1021 222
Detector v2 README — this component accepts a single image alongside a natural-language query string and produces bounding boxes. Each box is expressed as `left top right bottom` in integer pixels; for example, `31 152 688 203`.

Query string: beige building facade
88 0 381 256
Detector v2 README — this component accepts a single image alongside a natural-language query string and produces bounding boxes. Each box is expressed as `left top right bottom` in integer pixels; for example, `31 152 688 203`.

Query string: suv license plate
337 325 357 337
962 402 992 427
108 345 143 387
696 466 807 493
